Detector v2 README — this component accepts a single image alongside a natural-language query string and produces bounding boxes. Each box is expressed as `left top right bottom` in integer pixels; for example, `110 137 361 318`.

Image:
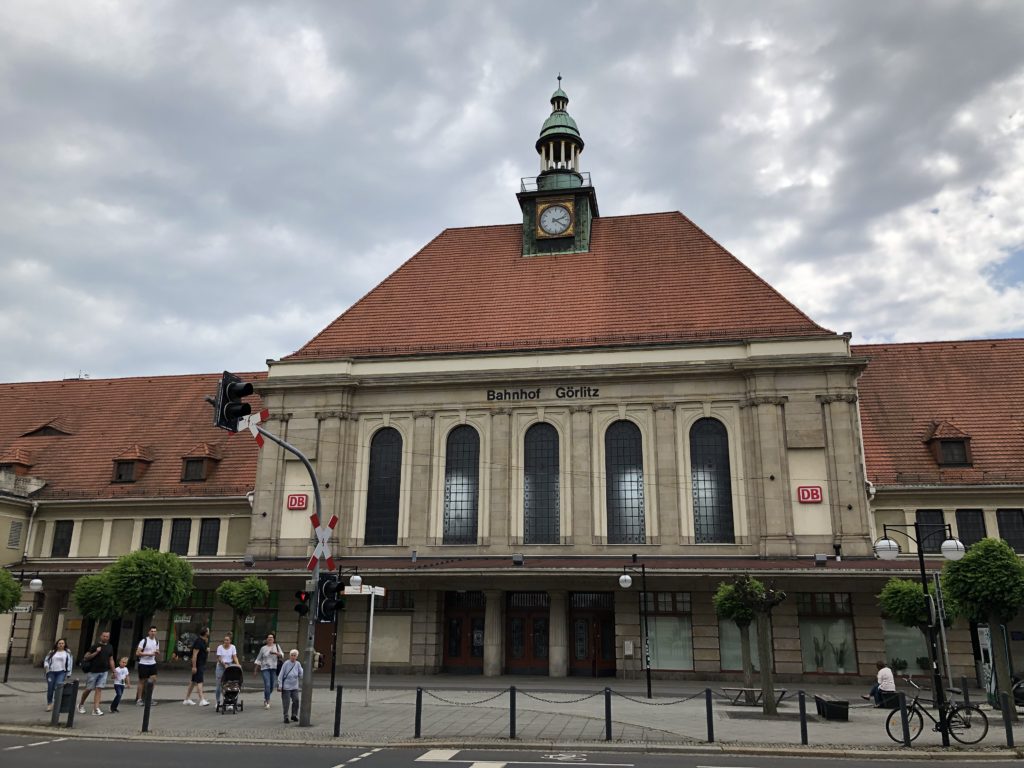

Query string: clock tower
517 77 600 256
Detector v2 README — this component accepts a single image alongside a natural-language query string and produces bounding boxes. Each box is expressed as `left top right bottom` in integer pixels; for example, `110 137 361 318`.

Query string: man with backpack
77 630 115 716
134 625 161 705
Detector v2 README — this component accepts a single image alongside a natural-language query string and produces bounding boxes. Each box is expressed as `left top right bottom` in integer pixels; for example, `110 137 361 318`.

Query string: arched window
364 427 402 545
605 420 646 544
524 423 559 544
443 425 480 544
690 418 734 543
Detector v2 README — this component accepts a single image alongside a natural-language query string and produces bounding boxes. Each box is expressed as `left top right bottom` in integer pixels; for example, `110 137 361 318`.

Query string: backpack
79 653 92 673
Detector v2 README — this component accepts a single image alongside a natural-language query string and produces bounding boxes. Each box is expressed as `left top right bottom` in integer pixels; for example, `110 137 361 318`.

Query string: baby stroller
217 665 244 714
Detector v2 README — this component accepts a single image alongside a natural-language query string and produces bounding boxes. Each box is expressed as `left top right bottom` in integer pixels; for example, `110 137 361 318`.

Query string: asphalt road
0 736 1019 768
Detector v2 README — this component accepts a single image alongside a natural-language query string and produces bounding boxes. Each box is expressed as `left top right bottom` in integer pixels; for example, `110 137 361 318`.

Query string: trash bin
59 680 77 713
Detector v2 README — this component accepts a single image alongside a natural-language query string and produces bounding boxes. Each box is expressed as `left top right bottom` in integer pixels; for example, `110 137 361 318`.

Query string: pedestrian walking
43 638 73 712
78 630 115 716
110 657 130 712
253 632 284 709
183 626 210 706
214 633 240 707
277 649 302 723
134 625 160 705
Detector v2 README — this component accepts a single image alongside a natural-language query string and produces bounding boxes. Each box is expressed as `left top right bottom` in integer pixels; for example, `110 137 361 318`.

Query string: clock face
539 204 572 235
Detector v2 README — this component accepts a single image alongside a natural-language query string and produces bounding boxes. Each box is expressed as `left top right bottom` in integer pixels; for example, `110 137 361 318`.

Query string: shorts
137 663 158 679
85 671 108 689
191 668 204 683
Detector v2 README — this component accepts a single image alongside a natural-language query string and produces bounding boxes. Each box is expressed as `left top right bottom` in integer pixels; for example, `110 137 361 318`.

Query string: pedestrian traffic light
318 573 341 624
294 590 310 616
211 371 254 432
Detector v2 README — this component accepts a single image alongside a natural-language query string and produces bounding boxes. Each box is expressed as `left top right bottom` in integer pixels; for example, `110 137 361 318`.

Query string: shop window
955 509 986 547
643 591 693 670
797 592 855 673
365 427 402 545
997 509 1024 553
605 420 645 544
690 418 734 543
443 425 479 544
51 520 73 557
169 519 191 555
524 422 560 544
883 619 928 675
914 509 945 554
141 519 163 550
718 619 762 671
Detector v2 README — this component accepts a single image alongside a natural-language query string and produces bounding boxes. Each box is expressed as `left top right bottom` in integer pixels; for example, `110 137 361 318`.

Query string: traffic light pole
254 425 322 728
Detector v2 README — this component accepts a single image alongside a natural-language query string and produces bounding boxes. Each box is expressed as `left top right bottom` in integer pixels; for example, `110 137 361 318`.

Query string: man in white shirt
135 625 160 705
863 660 897 707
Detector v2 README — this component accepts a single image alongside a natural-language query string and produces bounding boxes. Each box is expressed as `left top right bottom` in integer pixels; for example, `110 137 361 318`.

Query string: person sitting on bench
862 660 895 706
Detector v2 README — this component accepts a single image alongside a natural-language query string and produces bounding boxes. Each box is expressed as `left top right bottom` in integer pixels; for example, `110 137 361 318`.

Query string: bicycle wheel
886 706 923 743
947 704 989 745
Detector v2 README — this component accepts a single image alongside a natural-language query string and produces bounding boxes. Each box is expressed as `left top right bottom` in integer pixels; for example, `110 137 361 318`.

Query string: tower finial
557 73 562 86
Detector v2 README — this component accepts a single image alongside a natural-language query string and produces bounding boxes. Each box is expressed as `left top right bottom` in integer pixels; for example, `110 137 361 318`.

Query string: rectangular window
644 591 691 614
797 592 853 617
141 519 163 550
7 520 22 549
198 518 220 556
915 509 946 554
997 509 1024 553
182 459 205 481
955 509 986 547
883 618 929 675
373 590 416 611
51 520 73 557
649 615 694 670
718 619 762 672
939 440 969 466
169 519 191 555
114 461 135 482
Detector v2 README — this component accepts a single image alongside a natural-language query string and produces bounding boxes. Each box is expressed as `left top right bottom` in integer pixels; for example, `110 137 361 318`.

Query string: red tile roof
285 212 833 362
854 339 1024 487
0 373 264 500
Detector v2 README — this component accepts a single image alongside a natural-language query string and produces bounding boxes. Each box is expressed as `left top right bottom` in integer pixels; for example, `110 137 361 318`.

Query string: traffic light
294 590 310 616
318 573 342 624
212 371 254 432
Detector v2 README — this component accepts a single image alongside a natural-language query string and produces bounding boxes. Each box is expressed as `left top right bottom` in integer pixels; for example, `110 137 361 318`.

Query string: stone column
31 589 62 662
652 404 679 544
483 589 504 677
489 410 512 545
549 590 568 677
819 393 873 557
743 394 792 557
407 412 434 545
570 407 593 544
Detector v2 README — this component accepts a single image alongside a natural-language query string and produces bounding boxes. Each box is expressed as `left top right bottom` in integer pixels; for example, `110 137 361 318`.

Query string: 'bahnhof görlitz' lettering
486 385 600 401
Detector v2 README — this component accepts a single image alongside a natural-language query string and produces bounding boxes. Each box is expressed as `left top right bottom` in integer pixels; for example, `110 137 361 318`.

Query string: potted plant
916 655 931 672
890 657 908 674
813 635 827 672
830 639 849 674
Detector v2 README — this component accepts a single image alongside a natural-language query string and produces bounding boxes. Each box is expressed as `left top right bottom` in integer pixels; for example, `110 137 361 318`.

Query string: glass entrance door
442 591 485 673
505 592 550 675
569 592 616 677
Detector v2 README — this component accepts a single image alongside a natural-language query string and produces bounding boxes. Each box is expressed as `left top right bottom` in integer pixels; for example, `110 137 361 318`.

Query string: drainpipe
22 500 39 562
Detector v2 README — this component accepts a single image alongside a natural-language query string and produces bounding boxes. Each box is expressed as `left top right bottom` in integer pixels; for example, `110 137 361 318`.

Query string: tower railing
520 171 592 192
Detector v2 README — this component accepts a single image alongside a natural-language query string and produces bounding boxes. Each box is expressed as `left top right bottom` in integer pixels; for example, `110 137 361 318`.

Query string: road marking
28 742 51 747
3 746 25 751
415 753 630 768
418 751 462 762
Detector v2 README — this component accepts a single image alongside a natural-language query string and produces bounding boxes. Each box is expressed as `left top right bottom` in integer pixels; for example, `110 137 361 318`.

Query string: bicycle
884 676 989 745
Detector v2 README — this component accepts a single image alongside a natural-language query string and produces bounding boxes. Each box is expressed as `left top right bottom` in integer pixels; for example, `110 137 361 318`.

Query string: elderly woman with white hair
276 649 303 723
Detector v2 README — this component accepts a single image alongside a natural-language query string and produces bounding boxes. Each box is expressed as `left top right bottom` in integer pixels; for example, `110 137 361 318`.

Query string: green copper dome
551 87 568 102
539 110 580 140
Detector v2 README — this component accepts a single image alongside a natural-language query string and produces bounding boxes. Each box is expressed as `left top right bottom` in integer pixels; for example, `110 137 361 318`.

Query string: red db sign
797 486 823 504
286 494 308 510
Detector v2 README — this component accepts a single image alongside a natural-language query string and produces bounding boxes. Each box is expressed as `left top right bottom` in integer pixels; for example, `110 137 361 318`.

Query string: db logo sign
286 494 308 510
797 486 823 504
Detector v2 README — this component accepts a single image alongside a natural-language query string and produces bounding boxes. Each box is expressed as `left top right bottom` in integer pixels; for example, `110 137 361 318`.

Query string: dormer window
183 458 206 482
181 442 221 483
939 439 969 466
923 420 972 468
114 460 136 482
111 444 153 483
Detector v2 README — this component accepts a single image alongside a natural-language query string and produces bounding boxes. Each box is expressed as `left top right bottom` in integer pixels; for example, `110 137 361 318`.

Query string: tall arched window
605 420 646 544
443 425 480 544
364 427 402 545
524 422 559 544
690 418 734 543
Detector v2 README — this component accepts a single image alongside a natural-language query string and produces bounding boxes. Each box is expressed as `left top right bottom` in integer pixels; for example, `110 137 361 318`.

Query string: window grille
605 420 645 544
955 509 986 547
915 509 946 554
365 427 402 545
690 418 734 543
570 592 614 610
51 520 73 557
443 425 479 544
169 519 191 555
198 518 220 555
797 592 852 617
183 459 205 481
997 509 1024 553
445 590 485 610
939 440 969 466
114 461 135 482
644 591 691 614
508 592 550 609
141 519 163 550
524 422 559 544
7 520 22 549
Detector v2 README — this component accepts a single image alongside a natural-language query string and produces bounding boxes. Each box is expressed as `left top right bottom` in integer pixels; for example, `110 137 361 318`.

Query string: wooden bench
814 693 849 721
721 687 789 706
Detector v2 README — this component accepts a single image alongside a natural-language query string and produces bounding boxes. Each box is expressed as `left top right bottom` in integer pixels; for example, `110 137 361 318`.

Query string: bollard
414 687 423 739
897 691 911 747
141 679 154 733
509 685 517 740
1001 692 1015 748
604 687 612 742
961 676 970 707
705 688 714 743
798 690 808 745
50 681 63 727
333 685 344 738
65 679 80 729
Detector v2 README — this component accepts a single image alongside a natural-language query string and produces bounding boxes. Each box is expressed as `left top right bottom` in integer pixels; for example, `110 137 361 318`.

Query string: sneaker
78 706 86 714
290 715 298 722
264 701 270 709
110 708 118 713
46 704 52 712
199 699 210 707
283 718 289 724
93 708 104 716
183 698 196 705
150 700 158 706
136 700 144 706
861 694 871 701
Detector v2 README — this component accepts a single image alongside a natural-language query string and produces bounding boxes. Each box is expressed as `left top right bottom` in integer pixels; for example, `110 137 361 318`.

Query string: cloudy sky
2 1 1023 383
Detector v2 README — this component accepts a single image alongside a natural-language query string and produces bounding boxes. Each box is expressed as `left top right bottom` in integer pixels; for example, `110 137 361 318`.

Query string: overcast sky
2 1 1023 383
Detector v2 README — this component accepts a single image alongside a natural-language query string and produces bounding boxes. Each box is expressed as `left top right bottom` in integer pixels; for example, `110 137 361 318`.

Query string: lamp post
342 572 385 707
873 523 965 748
3 567 43 684
618 553 652 699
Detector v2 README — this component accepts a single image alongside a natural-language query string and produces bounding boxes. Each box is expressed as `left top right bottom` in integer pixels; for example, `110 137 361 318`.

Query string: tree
730 575 787 715
878 577 958 637
713 581 756 703
216 575 270 637
0 569 20 613
943 538 1024 721
72 573 123 624
107 550 194 639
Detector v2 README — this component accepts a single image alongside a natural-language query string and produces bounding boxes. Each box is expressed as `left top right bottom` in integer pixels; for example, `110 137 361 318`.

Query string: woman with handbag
43 638 73 711
253 632 284 709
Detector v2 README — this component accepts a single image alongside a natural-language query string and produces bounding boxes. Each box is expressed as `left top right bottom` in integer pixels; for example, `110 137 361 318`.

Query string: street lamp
873 522 965 748
618 553 652 699
3 569 43 683
342 571 386 707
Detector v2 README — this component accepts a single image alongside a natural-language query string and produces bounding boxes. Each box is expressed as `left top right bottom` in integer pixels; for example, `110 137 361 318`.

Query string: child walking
110 657 130 713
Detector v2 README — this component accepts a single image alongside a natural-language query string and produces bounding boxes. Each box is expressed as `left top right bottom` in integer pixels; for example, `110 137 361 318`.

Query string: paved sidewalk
0 665 1017 756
